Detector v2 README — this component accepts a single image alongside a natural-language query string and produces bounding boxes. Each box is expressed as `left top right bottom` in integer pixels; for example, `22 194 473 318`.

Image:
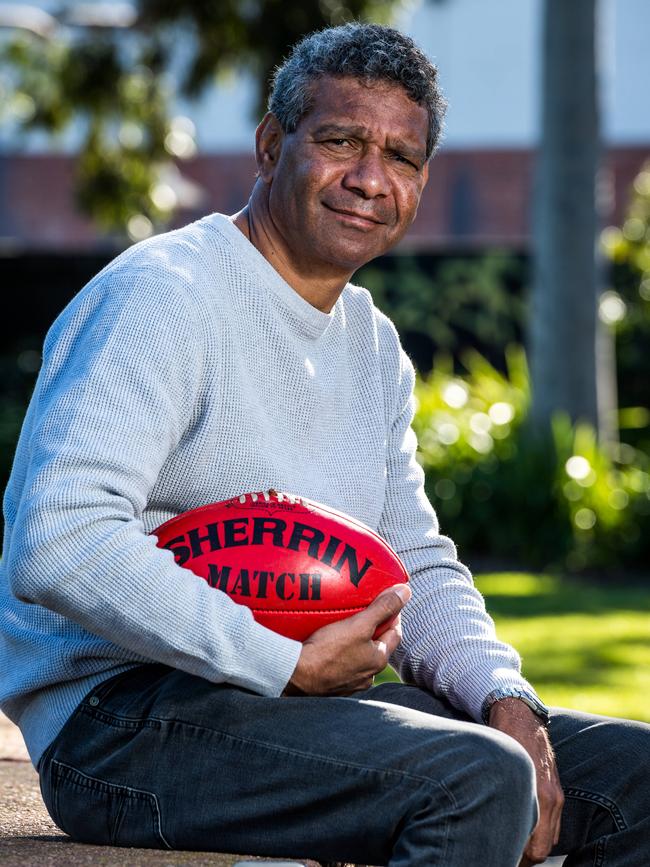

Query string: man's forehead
305 74 424 116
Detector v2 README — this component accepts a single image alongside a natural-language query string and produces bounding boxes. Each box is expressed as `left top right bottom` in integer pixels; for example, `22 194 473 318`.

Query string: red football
151 489 409 641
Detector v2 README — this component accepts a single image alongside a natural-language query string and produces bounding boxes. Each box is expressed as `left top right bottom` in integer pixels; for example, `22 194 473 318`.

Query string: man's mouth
322 203 386 227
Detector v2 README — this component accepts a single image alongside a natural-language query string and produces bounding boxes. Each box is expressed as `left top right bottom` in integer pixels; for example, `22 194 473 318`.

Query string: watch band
481 687 550 726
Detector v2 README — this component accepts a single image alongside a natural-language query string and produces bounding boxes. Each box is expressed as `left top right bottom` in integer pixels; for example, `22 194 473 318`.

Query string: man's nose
341 148 391 198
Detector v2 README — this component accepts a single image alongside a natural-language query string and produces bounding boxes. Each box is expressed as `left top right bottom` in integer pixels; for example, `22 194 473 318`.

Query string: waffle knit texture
0 213 534 769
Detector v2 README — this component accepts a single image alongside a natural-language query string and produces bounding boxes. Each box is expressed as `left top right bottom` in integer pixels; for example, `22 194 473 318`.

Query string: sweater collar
212 213 341 340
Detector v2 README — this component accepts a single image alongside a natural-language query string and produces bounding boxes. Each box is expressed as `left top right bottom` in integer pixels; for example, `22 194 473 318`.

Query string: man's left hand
489 698 564 865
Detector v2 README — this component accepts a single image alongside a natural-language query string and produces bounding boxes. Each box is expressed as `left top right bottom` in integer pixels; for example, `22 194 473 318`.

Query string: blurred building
0 0 649 253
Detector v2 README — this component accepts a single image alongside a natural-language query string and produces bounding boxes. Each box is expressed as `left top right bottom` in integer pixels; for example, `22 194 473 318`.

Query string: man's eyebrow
311 123 369 139
311 123 426 162
388 137 427 163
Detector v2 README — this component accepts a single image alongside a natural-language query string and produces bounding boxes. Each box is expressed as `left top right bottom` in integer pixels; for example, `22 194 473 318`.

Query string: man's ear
255 112 285 182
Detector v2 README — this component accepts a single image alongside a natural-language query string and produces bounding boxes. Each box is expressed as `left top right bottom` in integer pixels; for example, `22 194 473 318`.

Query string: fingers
523 767 565 863
550 774 564 848
523 801 563 863
286 584 410 697
345 585 409 672
358 583 411 635
334 675 376 695
523 821 554 863
373 623 402 657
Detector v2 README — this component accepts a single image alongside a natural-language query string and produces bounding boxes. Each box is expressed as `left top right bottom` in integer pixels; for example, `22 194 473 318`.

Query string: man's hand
489 698 564 865
282 584 411 696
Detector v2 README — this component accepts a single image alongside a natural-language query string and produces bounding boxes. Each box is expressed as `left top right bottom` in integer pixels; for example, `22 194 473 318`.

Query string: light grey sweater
0 213 534 769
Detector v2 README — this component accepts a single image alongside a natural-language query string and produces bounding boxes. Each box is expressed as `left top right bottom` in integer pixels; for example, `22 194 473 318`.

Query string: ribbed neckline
206 213 341 340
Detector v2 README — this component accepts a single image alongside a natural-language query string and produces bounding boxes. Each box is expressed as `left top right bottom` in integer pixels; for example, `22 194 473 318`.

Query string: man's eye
391 152 417 169
327 138 351 147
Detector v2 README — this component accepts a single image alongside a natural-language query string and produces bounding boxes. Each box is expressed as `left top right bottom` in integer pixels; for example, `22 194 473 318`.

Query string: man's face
264 75 430 275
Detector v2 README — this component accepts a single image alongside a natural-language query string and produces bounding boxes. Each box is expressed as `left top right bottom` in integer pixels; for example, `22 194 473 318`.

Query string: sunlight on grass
476 573 559 597
381 572 650 722
474 573 650 722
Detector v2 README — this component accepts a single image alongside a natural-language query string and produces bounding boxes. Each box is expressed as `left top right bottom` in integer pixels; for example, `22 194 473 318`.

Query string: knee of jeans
488 731 537 825
460 729 538 826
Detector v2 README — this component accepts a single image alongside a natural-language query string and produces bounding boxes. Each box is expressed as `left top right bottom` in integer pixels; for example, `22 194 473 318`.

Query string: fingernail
394 584 411 603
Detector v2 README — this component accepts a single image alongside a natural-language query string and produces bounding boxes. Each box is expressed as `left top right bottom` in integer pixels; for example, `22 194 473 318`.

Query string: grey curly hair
268 23 446 161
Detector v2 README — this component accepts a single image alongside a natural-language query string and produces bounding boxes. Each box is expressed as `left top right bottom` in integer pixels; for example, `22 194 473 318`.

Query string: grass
380 571 650 723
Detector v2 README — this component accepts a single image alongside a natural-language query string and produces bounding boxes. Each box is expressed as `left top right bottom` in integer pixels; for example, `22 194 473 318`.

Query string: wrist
283 644 313 696
482 686 550 727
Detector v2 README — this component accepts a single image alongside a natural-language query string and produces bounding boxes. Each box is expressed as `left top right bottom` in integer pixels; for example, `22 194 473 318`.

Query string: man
1 22 648 867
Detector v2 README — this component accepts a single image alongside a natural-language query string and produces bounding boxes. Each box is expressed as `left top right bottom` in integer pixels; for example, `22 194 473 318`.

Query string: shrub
602 161 650 454
413 348 650 571
357 251 526 373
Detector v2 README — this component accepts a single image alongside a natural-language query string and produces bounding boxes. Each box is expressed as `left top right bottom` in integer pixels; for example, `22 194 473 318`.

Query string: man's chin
322 236 396 273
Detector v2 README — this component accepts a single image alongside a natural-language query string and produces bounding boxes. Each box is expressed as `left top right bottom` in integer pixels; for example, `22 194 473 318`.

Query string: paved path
1 711 564 865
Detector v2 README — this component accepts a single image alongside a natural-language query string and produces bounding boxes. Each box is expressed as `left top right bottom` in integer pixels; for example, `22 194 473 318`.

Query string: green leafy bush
413 348 650 571
0 349 41 501
602 161 650 455
357 252 526 372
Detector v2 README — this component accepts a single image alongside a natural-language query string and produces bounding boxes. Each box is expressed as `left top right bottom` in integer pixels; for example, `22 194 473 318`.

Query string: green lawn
381 572 650 723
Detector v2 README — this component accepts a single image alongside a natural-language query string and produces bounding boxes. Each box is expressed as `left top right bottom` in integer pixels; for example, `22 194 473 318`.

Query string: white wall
405 0 541 149
605 0 650 143
404 0 650 149
154 0 650 151
1 0 648 153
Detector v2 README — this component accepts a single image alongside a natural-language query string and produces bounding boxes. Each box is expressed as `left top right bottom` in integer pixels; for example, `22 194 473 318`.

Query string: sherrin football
151 489 409 641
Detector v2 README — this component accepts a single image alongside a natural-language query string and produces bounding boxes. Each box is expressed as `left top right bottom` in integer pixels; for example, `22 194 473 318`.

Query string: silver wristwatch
481 687 550 726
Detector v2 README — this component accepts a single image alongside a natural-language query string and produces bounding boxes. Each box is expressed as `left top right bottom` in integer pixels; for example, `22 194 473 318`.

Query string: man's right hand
282 583 411 697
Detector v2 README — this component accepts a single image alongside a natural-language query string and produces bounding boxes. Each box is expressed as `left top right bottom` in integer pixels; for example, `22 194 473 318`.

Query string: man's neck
231 197 350 315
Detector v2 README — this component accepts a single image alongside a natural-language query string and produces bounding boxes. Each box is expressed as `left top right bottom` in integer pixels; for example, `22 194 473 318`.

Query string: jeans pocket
49 759 171 849
83 664 156 708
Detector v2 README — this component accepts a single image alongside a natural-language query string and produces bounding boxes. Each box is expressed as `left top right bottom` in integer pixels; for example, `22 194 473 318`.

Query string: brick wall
0 147 647 253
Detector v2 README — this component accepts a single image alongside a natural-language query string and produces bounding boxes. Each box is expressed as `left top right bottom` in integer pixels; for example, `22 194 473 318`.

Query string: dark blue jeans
37 664 650 866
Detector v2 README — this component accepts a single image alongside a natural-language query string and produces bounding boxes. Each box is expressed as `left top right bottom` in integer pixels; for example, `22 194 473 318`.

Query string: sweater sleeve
5 267 301 696
378 346 537 722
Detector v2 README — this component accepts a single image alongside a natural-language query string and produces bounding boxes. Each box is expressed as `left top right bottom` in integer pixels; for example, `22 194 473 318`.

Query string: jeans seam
80 706 162 730
111 795 128 846
594 835 607 867
52 759 173 849
564 787 628 832
81 705 459 811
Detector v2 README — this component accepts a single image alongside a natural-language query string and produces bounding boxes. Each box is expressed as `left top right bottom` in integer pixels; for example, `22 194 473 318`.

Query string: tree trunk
529 0 611 437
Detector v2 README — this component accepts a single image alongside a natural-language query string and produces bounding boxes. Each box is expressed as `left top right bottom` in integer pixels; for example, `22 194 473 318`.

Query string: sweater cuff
228 616 303 698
